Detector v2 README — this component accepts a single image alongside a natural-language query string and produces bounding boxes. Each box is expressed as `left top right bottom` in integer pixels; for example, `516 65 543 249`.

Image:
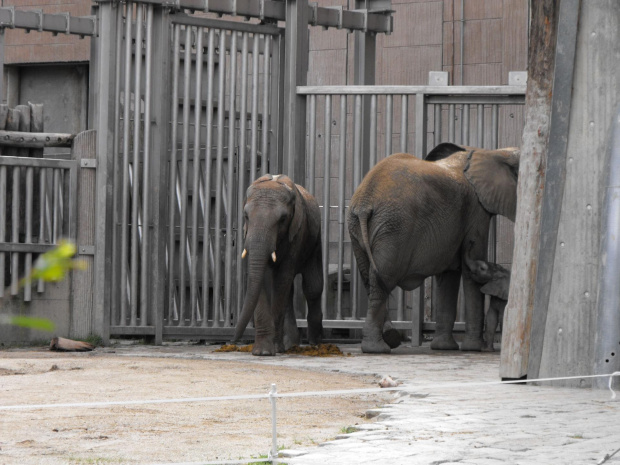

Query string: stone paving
116 342 620 465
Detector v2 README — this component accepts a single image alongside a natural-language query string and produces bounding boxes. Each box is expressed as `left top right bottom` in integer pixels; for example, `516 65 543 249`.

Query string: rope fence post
269 383 278 462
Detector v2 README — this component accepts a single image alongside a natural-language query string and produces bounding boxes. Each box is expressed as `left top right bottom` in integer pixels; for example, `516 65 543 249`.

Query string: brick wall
3 0 92 64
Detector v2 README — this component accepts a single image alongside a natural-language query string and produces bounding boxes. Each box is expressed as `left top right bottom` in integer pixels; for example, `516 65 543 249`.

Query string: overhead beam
94 0 392 33
0 7 96 37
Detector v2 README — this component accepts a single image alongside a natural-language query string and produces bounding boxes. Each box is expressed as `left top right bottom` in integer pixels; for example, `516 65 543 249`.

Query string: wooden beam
499 0 561 380
527 0 581 381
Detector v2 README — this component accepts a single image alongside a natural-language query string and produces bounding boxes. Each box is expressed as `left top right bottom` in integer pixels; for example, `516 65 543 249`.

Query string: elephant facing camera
232 174 324 356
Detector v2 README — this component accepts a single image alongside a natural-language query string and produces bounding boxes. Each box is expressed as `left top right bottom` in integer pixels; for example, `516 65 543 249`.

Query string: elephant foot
460 337 483 352
361 338 391 354
382 328 401 349
430 333 459 350
307 324 324 346
481 344 495 352
252 340 276 356
283 333 299 352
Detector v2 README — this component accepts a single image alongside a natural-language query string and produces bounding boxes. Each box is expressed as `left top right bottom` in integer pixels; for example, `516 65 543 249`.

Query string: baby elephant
232 174 323 356
464 253 510 352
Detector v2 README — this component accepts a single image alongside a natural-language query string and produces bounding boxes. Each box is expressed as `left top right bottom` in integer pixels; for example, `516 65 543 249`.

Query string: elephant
232 174 324 356
463 245 511 352
347 142 519 353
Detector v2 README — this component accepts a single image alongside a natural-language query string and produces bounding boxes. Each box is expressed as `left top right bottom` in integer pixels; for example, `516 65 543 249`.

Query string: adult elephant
232 174 323 356
347 143 519 353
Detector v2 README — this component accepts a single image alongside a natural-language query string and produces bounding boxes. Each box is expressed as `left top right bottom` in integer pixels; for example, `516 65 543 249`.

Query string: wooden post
500 0 560 379
71 130 97 339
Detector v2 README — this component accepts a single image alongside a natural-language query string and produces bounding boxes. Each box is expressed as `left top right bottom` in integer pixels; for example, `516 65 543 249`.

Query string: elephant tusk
242 249 247 259
271 251 277 262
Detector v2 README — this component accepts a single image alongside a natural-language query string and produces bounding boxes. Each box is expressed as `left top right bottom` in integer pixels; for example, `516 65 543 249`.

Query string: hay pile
215 343 350 357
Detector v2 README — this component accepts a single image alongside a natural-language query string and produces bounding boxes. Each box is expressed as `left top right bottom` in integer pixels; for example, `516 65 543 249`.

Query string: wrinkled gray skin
232 174 324 356
464 251 510 352
347 143 519 353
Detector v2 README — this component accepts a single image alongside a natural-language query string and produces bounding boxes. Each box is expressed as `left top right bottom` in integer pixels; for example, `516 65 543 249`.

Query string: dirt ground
0 344 391 465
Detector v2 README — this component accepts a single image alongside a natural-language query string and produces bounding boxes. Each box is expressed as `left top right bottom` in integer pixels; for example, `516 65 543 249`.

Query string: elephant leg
252 288 276 356
382 315 401 349
271 271 295 354
362 273 392 354
282 289 300 351
460 273 485 351
482 298 499 352
302 245 324 345
430 270 461 350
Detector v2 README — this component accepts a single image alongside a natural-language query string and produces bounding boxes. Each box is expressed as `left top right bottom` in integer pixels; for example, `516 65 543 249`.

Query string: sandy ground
0 344 391 465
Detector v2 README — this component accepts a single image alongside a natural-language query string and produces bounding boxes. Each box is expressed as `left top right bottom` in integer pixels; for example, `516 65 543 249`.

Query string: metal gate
97 2 284 341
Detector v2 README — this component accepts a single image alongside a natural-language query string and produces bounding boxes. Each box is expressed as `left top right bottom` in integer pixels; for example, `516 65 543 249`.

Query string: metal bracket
78 245 95 256
1 6 16 29
352 8 368 33
80 159 97 169
162 0 181 12
231 0 237 17
63 12 71 35
325 6 343 30
309 2 318 27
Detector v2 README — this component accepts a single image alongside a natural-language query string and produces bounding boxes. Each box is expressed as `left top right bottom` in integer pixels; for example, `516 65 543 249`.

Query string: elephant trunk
233 235 273 342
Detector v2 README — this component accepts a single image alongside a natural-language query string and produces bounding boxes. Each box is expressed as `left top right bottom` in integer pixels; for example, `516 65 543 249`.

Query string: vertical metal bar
225 31 238 327
434 104 442 146
477 104 484 148
307 94 316 195
201 27 216 327
321 95 332 317
189 27 204 327
37 167 46 293
336 95 347 320
53 169 60 243
269 384 278 460
448 104 455 142
0 165 5 297
462 103 470 145
24 166 33 301
167 24 181 325
369 94 377 168
395 94 409 320
351 94 362 319
250 33 260 179
120 2 134 325
213 29 227 326
10 165 19 295
130 3 144 327
491 104 499 149
177 25 193 326
385 95 393 156
235 31 250 321
400 95 408 152
260 35 271 176
110 3 124 325
140 4 154 327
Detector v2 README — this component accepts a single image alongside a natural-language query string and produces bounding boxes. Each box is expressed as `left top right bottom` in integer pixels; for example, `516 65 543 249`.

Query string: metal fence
0 104 78 303
298 81 526 344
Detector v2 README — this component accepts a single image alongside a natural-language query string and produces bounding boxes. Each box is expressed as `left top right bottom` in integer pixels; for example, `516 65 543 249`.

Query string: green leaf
9 316 55 332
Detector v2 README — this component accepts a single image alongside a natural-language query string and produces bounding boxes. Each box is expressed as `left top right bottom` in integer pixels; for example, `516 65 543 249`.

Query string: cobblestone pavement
115 342 620 465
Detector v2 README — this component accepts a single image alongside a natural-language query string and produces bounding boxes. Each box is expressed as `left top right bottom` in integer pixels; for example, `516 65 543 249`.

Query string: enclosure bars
299 82 525 345
163 16 283 335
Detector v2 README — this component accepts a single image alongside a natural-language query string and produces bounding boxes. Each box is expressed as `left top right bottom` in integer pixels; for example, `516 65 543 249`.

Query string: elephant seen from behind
232 174 324 356
347 143 519 353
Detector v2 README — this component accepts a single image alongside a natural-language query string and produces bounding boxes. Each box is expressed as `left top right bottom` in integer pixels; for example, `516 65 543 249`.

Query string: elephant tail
358 211 379 273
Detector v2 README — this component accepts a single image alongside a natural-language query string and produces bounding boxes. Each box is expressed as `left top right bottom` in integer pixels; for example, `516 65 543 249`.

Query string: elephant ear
464 148 520 221
425 142 466 161
274 175 304 243
481 279 509 301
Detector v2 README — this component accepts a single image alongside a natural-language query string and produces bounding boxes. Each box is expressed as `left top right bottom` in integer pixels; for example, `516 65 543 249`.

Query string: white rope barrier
0 372 618 411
